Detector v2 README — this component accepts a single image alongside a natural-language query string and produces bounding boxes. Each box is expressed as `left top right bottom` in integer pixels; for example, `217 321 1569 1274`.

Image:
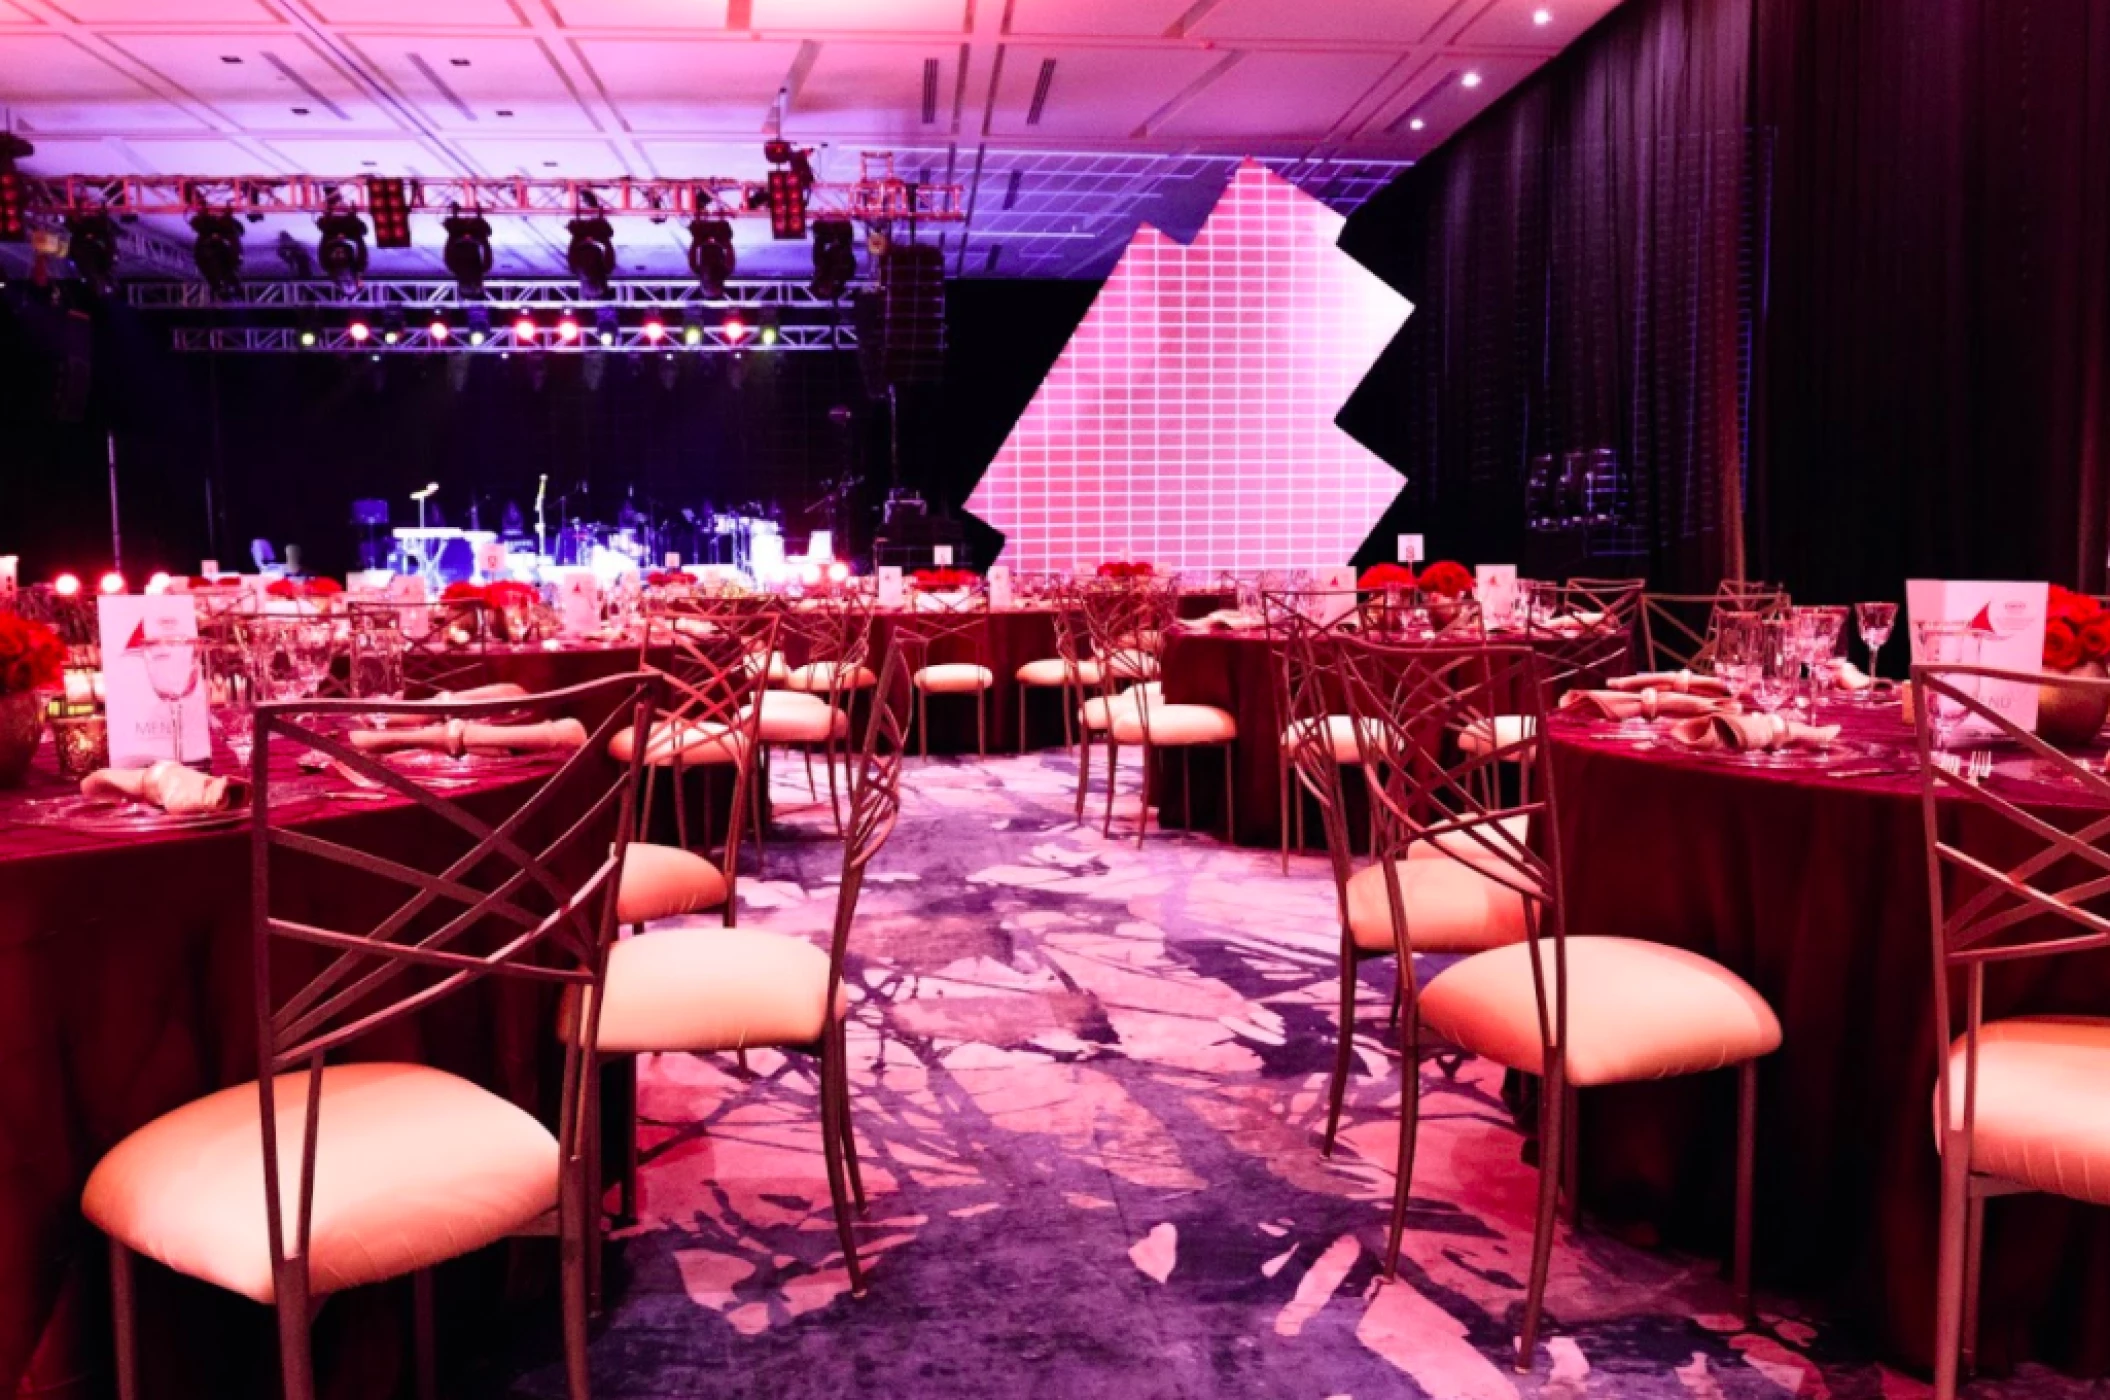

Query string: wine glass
1788 606 1847 709
141 637 204 766
206 638 264 767
1856 602 1898 700
1712 613 1763 694
1913 620 1981 751
1749 620 1799 728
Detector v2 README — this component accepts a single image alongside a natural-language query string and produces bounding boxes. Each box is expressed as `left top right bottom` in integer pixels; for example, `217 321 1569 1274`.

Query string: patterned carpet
496 751 2103 1400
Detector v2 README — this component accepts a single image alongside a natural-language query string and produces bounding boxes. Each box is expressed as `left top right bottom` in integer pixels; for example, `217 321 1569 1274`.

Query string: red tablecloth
0 725 625 1399
1548 707 2110 1376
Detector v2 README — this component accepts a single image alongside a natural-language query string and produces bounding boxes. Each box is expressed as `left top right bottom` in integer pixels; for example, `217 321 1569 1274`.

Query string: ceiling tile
750 0 969 31
37 0 279 20
1149 50 1401 140
542 0 733 28
987 43 1224 140
789 41 955 141
1005 0 1191 39
256 134 454 174
0 1 45 24
350 35 599 131
451 133 634 177
102 34 400 129
573 37 799 133
1187 0 1457 44
299 0 526 25
1358 50 1541 140
1450 0 1622 48
16 136 149 172
0 35 209 131
115 135 289 172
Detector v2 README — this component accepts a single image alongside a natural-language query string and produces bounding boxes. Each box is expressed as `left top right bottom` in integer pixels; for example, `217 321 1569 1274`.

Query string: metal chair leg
1933 1133 1971 1400
832 1020 867 1212
918 690 929 759
1734 1058 1757 1324
1075 723 1092 823
275 1266 317 1400
1102 737 1120 837
1561 1083 1581 1228
1222 743 1235 843
1383 1003 1423 1278
1321 950 1357 1158
1279 750 1291 873
412 1268 439 1400
1516 1058 1565 1372
1136 745 1154 847
559 1136 592 1400
817 1041 865 1294
109 1238 140 1400
1961 1189 1987 1377
976 688 987 759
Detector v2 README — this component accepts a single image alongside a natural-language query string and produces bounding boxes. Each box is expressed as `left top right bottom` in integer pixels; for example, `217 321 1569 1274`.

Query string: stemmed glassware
1789 605 1849 709
141 637 204 766
1749 620 1799 725
1913 620 1981 751
205 638 264 767
1855 602 1898 700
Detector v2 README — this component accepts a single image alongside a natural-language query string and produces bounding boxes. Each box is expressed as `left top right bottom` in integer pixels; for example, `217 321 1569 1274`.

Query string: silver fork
1968 749 1993 785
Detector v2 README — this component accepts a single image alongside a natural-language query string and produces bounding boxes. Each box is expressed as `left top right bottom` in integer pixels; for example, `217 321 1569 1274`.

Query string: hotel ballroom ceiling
0 0 1623 277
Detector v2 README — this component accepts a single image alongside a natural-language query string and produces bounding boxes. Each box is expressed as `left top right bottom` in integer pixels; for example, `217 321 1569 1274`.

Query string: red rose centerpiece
2038 585 2110 745
0 613 64 786
485 579 543 645
911 568 978 591
439 581 487 647
1095 561 1155 580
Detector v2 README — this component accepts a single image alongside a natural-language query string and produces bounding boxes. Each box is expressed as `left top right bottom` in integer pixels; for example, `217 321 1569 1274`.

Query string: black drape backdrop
1339 0 1756 589
1751 0 2110 600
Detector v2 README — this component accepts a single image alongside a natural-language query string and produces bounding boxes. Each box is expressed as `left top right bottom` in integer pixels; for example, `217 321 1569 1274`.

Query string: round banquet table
1548 704 2110 1377
0 724 640 1399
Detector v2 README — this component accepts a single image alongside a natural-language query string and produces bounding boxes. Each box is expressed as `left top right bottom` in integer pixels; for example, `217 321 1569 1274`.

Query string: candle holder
50 710 109 780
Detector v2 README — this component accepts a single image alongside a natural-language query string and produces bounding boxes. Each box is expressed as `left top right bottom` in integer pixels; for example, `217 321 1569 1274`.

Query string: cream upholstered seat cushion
1458 714 1538 759
1412 813 1532 865
616 843 729 925
1935 1016 2110 1204
607 719 746 767
746 690 850 743
578 927 849 1055
784 661 877 693
914 662 995 693
1016 657 1102 688
82 1063 557 1305
1110 703 1237 746
1419 936 1781 1087
1344 857 1532 955
1080 683 1161 731
1105 652 1161 682
1282 714 1361 763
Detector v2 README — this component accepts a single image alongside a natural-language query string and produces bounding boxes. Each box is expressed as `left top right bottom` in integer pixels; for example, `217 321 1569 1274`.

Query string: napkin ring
1767 713 1788 745
444 717 468 759
1639 687 1660 720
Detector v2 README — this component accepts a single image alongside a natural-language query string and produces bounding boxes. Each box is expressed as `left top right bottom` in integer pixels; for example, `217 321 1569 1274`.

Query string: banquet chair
897 582 996 759
1640 589 1789 674
1080 577 1238 844
1461 580 1642 778
778 591 880 834
1911 663 2110 1400
1367 640 1778 1368
83 673 656 1400
567 650 915 1297
621 608 775 930
348 599 492 697
1015 596 1097 754
651 597 791 855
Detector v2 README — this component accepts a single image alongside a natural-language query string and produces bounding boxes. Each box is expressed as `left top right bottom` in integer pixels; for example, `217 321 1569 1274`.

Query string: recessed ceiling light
542 160 558 168
495 110 514 118
1533 7 1554 24
449 57 471 66
1461 70 1484 88
1410 118 1426 131
291 107 309 116
220 55 243 64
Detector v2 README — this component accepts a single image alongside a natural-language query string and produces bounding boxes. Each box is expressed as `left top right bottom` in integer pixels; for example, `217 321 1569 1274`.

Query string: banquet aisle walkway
496 754 2088 1400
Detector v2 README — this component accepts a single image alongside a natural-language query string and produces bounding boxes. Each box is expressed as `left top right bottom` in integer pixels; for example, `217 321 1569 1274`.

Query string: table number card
664 552 682 570
1906 579 2048 733
200 559 219 579
387 572 431 640
1310 565 1360 626
986 564 1014 611
98 594 211 769
877 566 906 608
554 568 600 636
1477 565 1519 624
1398 534 1425 564
476 540 507 580
933 545 955 567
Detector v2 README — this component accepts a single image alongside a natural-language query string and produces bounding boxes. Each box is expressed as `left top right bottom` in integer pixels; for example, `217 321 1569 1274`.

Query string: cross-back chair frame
1640 589 1790 673
1077 577 1202 841
638 603 778 893
775 592 879 833
895 582 995 759
347 599 492 696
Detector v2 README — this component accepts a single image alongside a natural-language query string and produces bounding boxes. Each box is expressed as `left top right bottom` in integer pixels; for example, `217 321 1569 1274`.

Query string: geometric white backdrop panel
964 161 1413 574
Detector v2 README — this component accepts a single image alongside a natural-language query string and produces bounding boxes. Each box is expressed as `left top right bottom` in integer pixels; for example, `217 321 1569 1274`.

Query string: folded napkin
1198 609 1267 632
1821 659 1875 692
82 760 249 814
1561 689 1733 722
1670 712 1841 753
433 682 532 703
1538 610 1613 637
1609 670 1731 698
348 718 587 758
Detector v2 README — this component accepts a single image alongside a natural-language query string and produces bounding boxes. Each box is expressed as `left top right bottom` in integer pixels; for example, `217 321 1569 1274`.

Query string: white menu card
1906 579 2048 733
877 566 906 608
387 572 431 640
987 564 1014 611
554 568 600 636
1310 565 1360 626
1476 565 1519 625
98 594 211 769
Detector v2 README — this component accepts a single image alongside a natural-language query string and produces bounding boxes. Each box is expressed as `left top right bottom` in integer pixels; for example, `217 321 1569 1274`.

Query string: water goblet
1855 602 1898 699
141 637 204 766
1913 620 1981 751
1747 620 1799 737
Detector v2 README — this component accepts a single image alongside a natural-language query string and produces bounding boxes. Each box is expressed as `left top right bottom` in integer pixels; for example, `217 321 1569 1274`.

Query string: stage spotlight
809 218 856 300
442 206 494 299
53 573 80 598
428 317 450 342
641 314 666 343
98 571 124 596
565 207 617 299
299 327 318 348
595 305 618 346
189 209 245 299
145 571 171 594
0 172 24 244
366 176 412 249
723 312 749 345
514 313 538 344
66 212 119 295
467 305 491 345
557 312 581 344
315 194 369 291
827 561 850 583
347 318 371 344
758 309 780 347
686 217 735 296
681 304 705 346
380 307 404 345
766 170 807 240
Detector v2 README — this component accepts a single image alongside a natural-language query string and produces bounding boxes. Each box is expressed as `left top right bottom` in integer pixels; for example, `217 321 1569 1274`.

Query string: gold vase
2037 661 2110 748
0 690 44 788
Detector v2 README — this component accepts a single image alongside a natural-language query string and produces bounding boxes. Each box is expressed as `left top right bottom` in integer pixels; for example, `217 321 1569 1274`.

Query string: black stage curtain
1750 0 2110 600
1339 0 1755 589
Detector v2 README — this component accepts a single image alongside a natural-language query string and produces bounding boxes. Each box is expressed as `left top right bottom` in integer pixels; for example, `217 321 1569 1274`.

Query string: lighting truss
23 171 962 225
171 323 854 355
124 278 875 310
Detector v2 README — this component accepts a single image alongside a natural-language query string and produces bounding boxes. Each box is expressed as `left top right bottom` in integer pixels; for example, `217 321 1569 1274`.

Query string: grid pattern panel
964 162 1411 573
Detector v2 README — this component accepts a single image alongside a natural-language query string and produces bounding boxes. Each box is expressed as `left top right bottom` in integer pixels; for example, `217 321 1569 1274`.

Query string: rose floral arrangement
187 575 244 589
1417 561 1475 598
0 614 65 696
1096 561 1154 580
1358 563 1416 590
441 581 487 604
912 568 979 590
643 569 691 589
2044 585 2110 671
265 577 345 609
485 580 539 611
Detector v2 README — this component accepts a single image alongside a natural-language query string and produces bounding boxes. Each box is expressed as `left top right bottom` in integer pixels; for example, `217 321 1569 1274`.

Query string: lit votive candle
50 712 109 781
